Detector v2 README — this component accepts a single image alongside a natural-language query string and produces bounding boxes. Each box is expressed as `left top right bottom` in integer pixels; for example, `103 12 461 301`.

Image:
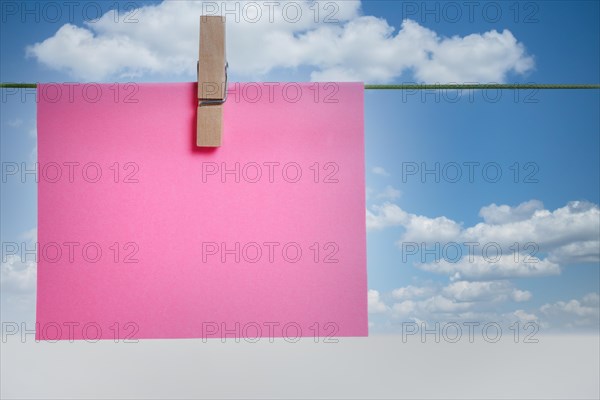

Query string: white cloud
391 285 434 300
368 199 597 331
400 214 462 243
366 203 462 242
391 300 417 316
582 293 600 305
511 289 533 302
463 201 600 261
381 280 533 321
410 24 534 83
548 240 600 264
541 295 599 318
7 118 23 128
513 309 538 322
367 199 597 328
369 200 599 272
540 293 600 330
19 228 37 243
479 199 544 225
368 289 388 314
370 285 599 332
419 254 560 280
1 255 37 293
372 166 390 176
418 295 474 314
366 202 408 231
30 144 38 162
373 286 595 332
375 185 401 200
442 280 532 303
389 296 539 325
1 228 38 324
26 1 534 83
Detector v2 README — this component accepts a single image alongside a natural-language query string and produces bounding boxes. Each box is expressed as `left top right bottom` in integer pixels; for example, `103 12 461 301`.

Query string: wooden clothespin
197 16 227 147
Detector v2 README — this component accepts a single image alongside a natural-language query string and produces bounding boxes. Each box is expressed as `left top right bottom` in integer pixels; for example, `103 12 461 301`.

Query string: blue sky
1 0 599 332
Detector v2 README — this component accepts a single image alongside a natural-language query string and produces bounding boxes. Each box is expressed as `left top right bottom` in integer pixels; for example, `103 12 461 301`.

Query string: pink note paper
36 82 366 340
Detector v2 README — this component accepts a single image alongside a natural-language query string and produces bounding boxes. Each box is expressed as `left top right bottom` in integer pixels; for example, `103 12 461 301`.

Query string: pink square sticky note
36 82 366 340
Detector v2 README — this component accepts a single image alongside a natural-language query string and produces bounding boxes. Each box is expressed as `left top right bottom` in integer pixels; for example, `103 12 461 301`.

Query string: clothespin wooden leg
197 105 223 146
197 16 226 147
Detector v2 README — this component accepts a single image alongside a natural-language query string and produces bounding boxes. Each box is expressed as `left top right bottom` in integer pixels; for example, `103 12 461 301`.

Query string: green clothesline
364 84 600 90
1 83 599 90
1 83 38 88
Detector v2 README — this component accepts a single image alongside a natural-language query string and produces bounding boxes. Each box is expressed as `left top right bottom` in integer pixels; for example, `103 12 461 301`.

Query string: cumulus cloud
442 280 532 302
368 289 388 314
440 280 530 305
1 256 37 293
366 202 408 230
462 201 600 261
372 166 390 176
417 295 474 314
547 241 600 264
375 185 401 201
371 285 597 332
1 229 38 324
540 293 600 330
391 300 417 316
367 199 598 331
19 228 37 243
371 286 599 332
513 309 538 322
511 289 533 302
418 255 560 280
380 280 533 321
400 214 463 243
391 285 434 300
479 199 544 225
368 200 599 278
366 202 463 244
26 1 534 83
